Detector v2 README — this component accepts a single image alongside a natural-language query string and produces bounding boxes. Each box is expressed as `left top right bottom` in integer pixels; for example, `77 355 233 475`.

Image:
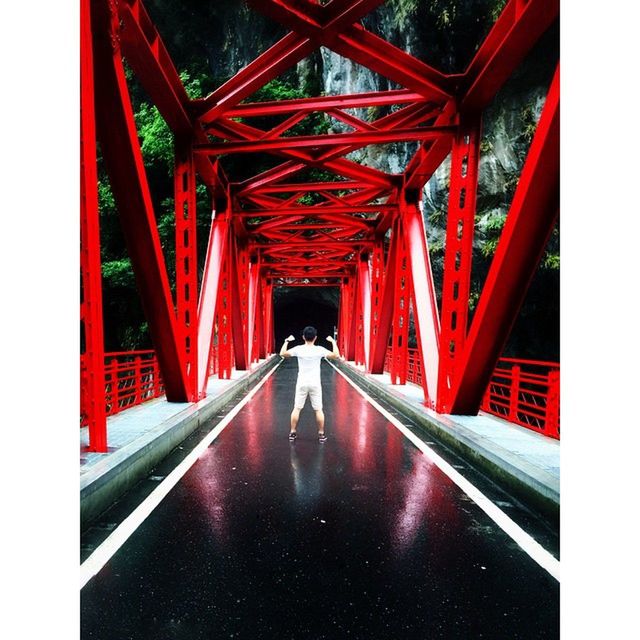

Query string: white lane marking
80 360 282 590
328 361 560 582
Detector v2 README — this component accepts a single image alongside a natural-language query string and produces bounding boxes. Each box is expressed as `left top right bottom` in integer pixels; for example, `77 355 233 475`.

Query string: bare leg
315 409 325 434
290 408 301 433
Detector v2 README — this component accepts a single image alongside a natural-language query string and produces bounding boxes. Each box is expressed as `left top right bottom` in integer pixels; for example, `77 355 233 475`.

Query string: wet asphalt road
81 360 559 639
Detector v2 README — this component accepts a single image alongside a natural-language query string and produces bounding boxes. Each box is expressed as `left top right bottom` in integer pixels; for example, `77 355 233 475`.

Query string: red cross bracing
81 0 559 451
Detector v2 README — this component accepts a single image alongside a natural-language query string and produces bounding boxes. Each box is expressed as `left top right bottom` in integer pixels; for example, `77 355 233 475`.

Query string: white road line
80 360 282 590
328 361 560 582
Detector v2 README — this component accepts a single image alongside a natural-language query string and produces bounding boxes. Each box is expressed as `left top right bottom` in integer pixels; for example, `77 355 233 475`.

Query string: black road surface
81 361 559 639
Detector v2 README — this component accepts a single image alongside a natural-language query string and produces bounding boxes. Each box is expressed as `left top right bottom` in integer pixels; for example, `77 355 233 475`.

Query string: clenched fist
286 335 295 342
326 335 335 343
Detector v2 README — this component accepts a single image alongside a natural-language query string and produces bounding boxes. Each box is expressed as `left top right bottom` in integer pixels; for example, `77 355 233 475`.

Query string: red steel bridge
80 0 559 452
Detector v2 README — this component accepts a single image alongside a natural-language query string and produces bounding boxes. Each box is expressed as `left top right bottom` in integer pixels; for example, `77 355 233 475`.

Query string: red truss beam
196 126 455 155
460 0 559 111
369 225 398 374
437 115 482 409
91 0 189 401
198 0 386 122
81 0 107 451
223 89 430 118
248 0 453 101
246 181 370 193
234 205 392 215
403 0 558 192
196 213 229 395
449 65 560 415
174 141 199 400
401 195 441 408
118 0 227 196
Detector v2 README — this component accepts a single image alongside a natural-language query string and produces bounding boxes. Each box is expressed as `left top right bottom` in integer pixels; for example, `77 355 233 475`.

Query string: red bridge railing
480 358 559 439
383 348 559 439
103 351 164 418
82 347 558 440
81 345 224 427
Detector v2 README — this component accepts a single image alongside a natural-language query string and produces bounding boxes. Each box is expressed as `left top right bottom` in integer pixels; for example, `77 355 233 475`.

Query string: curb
80 356 280 529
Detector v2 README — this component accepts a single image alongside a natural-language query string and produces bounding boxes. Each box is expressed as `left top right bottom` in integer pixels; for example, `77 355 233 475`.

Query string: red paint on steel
80 0 107 451
449 66 559 415
81 0 559 447
437 115 482 411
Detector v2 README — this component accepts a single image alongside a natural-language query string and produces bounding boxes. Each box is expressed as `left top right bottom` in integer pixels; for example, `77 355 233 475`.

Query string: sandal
318 432 327 442
288 432 297 441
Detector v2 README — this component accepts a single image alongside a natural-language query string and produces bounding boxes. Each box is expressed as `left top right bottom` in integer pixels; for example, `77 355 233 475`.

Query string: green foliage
101 258 136 288
135 103 174 171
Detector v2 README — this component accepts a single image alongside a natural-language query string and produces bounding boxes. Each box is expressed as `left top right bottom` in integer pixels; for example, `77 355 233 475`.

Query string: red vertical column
367 241 384 373
262 279 274 355
357 254 372 370
80 0 106 451
389 219 411 385
231 238 249 369
174 141 198 400
215 233 233 379
247 255 260 365
450 66 559 414
346 275 358 362
437 115 482 411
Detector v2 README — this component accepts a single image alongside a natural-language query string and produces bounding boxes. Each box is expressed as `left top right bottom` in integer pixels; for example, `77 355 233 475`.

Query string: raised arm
325 335 340 360
280 335 296 358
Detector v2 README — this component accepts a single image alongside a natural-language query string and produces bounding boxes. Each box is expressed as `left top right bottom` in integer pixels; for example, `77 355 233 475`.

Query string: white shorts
294 383 323 410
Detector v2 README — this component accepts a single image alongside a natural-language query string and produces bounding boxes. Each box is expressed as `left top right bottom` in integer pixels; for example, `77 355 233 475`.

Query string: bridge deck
81 360 559 638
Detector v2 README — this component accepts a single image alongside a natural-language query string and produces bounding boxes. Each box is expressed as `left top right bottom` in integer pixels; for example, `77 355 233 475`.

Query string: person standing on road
279 326 340 442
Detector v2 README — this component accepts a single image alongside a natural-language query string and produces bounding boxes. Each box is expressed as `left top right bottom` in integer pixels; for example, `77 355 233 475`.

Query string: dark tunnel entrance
273 287 339 349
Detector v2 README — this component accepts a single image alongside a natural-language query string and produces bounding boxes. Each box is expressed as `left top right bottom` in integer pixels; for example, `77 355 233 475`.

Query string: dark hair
302 326 317 341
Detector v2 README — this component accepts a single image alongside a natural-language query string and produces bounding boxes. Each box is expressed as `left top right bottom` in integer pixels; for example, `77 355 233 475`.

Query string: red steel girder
436 115 482 409
235 205 391 216
196 126 455 155
367 241 385 373
198 0 385 122
174 141 199 400
460 0 559 112
247 181 369 193
401 195 441 408
196 213 229 395
81 0 107 451
118 0 227 196
369 224 398 374
91 0 189 401
449 65 560 414
388 218 411 385
248 0 453 101
230 240 249 370
223 89 429 118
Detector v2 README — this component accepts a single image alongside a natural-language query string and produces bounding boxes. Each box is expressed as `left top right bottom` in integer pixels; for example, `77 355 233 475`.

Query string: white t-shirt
288 344 332 387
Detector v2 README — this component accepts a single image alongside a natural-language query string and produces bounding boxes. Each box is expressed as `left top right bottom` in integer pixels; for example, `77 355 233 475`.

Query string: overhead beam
196 126 455 155
223 89 429 118
460 0 559 111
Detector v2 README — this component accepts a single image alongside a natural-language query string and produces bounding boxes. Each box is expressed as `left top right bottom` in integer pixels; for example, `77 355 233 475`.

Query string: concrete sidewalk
335 360 560 521
80 357 279 527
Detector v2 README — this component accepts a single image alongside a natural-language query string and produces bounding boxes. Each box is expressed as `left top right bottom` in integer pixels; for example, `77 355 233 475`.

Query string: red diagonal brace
197 212 229 395
401 193 440 407
91 0 189 401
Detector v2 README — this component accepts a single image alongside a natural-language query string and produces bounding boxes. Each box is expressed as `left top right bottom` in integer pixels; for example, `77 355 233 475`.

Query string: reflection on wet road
81 360 559 639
